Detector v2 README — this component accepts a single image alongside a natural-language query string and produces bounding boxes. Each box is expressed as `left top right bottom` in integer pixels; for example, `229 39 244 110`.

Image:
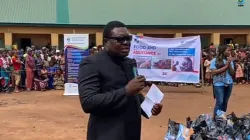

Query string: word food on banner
128 35 201 83
64 34 90 95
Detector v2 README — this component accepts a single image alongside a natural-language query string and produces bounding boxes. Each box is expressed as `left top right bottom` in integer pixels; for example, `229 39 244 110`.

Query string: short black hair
103 21 126 38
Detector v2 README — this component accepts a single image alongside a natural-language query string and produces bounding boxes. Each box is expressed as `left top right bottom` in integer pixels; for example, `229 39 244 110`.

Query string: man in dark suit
78 21 163 140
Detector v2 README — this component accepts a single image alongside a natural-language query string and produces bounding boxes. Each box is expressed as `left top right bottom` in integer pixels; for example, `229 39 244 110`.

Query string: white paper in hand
141 84 164 118
140 97 155 118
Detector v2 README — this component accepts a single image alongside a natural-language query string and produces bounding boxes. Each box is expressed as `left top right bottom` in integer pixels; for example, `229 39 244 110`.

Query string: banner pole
201 52 205 94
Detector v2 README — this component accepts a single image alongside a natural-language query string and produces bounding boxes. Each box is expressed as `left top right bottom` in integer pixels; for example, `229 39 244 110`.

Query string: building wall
1 26 250 35
0 27 100 34
13 34 51 48
183 34 211 48
1 26 250 48
220 34 247 46
0 33 3 48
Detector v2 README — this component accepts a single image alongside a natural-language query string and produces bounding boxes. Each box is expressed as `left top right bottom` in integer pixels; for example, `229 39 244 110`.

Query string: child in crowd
204 55 212 85
236 60 244 84
47 64 56 89
54 69 64 90
0 49 12 92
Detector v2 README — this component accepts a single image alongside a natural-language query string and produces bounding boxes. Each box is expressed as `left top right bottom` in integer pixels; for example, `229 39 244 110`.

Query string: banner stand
63 34 89 96
201 54 205 94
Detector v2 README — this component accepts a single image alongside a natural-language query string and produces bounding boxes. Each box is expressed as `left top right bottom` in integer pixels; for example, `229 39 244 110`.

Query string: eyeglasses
106 35 132 44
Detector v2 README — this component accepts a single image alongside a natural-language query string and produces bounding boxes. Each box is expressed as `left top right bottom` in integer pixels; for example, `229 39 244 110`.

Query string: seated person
47 64 56 89
34 71 49 91
41 65 48 78
53 69 64 90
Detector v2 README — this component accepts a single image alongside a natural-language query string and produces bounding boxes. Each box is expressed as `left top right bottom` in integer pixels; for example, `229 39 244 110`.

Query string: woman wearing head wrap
25 48 35 91
0 49 11 92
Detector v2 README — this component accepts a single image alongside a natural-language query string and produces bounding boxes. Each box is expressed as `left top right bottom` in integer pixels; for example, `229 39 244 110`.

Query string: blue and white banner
128 35 201 83
64 34 90 95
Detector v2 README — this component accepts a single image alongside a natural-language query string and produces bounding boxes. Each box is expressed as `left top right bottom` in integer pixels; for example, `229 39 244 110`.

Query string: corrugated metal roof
0 0 250 26
68 0 250 25
0 0 57 23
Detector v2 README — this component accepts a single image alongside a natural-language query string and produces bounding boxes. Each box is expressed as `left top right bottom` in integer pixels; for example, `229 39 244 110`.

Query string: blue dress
47 67 57 89
0 58 10 87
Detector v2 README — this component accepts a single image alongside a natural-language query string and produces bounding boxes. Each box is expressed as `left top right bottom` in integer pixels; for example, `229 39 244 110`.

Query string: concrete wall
1 26 250 48
220 34 247 46
13 34 51 48
1 26 250 36
144 34 174 38
183 34 211 48
0 33 3 48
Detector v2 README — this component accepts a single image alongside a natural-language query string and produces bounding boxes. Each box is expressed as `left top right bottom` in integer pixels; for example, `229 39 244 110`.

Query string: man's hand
125 75 146 95
151 103 163 116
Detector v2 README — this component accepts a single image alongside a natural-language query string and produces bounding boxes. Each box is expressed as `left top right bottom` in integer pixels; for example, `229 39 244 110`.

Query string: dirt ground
0 85 250 140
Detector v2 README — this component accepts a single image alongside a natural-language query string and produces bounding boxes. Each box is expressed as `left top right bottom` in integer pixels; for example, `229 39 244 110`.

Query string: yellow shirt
23 53 28 58
12 45 18 50
228 43 234 49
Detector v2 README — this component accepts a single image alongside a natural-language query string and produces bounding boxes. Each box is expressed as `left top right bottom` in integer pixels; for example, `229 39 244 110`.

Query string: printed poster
128 35 201 83
64 34 89 95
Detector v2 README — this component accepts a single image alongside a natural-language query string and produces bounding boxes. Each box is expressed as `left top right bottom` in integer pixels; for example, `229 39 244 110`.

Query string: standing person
25 48 35 91
0 49 11 92
8 50 14 89
47 57 57 89
235 60 244 84
204 55 212 85
20 52 26 90
90 47 98 55
40 47 47 60
43 54 50 68
59 51 65 71
210 45 235 116
54 50 61 60
35 51 43 75
97 45 103 52
210 43 215 49
12 51 22 92
78 21 163 140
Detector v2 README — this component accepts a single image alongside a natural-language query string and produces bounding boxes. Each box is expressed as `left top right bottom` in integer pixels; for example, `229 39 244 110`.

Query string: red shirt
12 57 21 71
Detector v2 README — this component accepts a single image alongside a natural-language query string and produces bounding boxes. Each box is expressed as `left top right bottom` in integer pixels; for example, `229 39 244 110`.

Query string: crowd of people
1 39 248 94
203 43 250 85
0 45 65 93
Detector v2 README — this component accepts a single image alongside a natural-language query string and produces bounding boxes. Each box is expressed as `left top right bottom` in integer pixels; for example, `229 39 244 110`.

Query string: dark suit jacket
78 50 148 140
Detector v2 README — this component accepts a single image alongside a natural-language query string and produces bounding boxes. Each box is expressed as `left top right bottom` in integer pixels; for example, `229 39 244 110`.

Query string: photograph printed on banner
134 56 152 69
151 58 172 70
172 57 194 72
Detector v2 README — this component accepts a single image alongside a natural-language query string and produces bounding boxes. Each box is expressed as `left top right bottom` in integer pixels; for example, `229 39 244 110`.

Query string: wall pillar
137 33 144 36
4 33 12 50
246 34 250 46
174 33 182 38
95 32 103 46
211 33 220 46
51 33 59 47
